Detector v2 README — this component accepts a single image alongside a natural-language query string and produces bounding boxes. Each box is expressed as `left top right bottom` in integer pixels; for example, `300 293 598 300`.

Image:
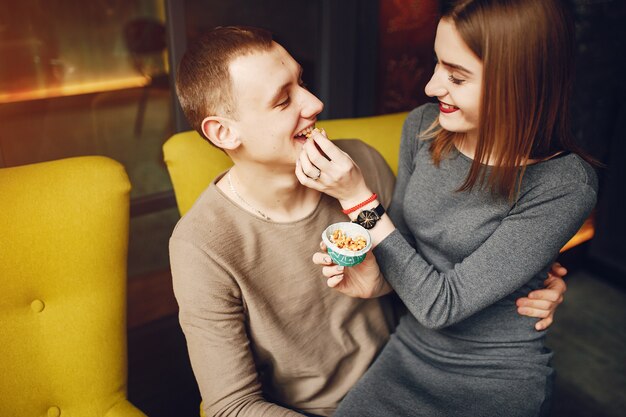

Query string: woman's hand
295 129 373 207
312 242 393 299
516 262 568 331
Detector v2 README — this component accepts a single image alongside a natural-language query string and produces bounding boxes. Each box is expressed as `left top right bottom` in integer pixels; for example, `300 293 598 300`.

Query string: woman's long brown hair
429 0 593 201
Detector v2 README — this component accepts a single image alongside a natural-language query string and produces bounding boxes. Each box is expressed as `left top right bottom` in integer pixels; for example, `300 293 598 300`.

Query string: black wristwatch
353 204 385 230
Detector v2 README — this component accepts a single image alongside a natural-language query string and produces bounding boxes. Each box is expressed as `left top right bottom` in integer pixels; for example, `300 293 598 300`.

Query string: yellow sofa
0 157 146 417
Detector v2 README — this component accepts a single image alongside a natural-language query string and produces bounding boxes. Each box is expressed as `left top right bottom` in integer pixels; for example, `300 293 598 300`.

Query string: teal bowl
321 222 372 267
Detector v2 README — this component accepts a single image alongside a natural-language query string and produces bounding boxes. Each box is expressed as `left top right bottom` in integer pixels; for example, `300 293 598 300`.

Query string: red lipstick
439 101 459 114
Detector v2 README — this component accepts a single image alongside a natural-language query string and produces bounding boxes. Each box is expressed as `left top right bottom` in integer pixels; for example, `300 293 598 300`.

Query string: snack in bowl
330 229 367 251
321 222 372 267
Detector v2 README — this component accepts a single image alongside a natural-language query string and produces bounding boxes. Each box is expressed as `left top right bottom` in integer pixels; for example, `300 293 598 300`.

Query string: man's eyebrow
268 65 304 106
440 60 473 76
269 83 289 106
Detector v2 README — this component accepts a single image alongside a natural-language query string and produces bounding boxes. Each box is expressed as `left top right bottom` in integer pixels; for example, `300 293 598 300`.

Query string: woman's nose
424 68 447 98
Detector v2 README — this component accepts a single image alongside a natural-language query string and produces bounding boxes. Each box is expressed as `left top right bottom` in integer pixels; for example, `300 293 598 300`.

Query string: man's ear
201 116 241 150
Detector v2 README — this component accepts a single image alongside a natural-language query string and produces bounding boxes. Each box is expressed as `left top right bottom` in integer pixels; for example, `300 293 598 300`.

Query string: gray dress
335 104 598 417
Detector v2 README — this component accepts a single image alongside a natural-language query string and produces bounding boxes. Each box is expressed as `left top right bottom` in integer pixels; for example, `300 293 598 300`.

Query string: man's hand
516 262 567 331
312 242 393 299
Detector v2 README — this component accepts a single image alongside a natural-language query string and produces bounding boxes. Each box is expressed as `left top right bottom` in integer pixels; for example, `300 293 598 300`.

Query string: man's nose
300 88 324 118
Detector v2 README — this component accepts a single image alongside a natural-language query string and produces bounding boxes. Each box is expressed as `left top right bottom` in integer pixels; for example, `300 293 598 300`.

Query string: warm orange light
0 76 150 104
560 215 595 253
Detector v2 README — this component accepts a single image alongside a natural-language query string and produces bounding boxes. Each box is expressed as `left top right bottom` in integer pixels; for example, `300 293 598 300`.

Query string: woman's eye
448 74 465 85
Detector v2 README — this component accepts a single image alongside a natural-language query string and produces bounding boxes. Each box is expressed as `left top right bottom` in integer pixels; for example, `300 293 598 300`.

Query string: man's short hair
175 26 273 140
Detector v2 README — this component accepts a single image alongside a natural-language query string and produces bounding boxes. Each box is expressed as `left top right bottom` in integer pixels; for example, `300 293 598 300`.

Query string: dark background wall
568 0 626 282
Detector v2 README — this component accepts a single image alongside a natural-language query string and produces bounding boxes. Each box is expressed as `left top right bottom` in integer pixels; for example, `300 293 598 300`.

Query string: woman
297 0 598 415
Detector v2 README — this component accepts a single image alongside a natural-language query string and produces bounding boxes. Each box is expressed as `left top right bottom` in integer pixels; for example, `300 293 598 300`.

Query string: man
170 26 566 417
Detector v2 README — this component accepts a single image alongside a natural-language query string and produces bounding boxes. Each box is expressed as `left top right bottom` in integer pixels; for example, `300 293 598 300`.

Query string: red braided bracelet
341 193 377 215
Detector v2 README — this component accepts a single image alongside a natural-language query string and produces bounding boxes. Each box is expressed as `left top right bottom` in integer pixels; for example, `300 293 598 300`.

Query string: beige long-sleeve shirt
170 140 397 417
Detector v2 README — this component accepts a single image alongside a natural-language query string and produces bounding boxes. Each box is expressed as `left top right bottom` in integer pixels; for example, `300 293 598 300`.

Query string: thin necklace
227 170 272 221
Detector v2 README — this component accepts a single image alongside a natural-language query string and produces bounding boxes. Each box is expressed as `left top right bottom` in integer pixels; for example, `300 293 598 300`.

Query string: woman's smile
438 100 460 114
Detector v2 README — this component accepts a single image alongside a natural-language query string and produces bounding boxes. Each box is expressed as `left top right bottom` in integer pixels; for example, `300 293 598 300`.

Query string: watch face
357 210 379 229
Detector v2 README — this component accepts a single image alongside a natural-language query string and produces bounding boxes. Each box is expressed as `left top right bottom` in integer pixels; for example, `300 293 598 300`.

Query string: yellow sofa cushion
0 156 145 417
317 112 408 176
163 133 233 217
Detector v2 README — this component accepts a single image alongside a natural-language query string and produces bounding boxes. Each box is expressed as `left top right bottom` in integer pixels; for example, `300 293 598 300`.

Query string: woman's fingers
308 129 346 162
295 159 323 190
297 129 371 203
303 130 356 177
298 150 322 180
303 136 333 171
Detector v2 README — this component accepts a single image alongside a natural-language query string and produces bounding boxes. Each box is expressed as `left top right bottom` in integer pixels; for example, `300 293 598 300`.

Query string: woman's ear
201 116 241 150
